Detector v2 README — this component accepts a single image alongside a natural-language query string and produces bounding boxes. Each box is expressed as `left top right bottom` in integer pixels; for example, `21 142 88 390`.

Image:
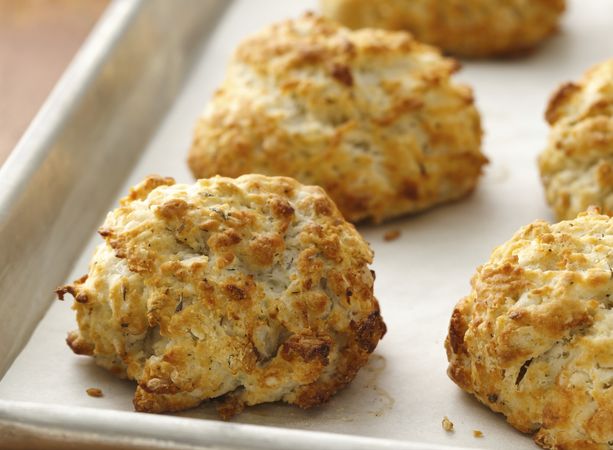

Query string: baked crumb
442 416 454 432
64 174 386 417
473 430 484 438
539 59 613 221
86 387 103 398
383 229 401 242
188 14 487 223
445 209 613 447
321 0 565 58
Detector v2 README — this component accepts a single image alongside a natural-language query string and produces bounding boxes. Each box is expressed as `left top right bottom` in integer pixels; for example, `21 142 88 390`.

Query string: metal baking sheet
1 0 612 449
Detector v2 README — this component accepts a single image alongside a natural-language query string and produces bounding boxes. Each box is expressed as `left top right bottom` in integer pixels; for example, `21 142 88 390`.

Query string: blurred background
0 0 108 166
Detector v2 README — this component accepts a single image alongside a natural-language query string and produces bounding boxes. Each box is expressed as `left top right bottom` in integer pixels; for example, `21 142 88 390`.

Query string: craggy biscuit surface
320 0 565 58
540 59 613 221
446 210 613 449
188 13 486 223
58 174 385 417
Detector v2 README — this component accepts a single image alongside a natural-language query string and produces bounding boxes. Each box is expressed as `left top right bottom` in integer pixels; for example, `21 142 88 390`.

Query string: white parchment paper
2 1 613 448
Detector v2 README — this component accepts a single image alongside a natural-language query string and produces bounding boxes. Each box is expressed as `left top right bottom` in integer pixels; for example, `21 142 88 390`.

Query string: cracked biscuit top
188 13 486 223
540 59 613 221
446 210 613 450
320 0 565 58
58 174 385 417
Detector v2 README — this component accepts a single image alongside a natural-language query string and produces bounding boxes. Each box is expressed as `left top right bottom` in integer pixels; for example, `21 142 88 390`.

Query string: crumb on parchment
383 229 401 241
473 430 484 438
442 416 454 432
86 387 103 398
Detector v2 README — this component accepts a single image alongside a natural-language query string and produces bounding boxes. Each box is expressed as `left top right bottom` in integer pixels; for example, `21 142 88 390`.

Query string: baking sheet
2 0 613 448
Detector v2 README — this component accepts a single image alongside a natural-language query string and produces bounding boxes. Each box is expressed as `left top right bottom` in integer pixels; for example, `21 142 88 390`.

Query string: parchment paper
2 1 613 448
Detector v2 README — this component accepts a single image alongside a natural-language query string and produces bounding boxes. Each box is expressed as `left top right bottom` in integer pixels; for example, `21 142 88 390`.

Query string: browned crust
120 175 175 205
55 284 76 301
330 63 353 86
545 82 580 125
66 330 94 356
280 334 332 364
353 311 387 353
446 306 467 356
216 393 246 420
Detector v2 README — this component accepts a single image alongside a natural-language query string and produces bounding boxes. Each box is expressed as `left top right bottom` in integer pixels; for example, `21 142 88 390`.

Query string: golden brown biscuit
539 59 613 221
320 0 565 58
445 209 613 449
188 13 486 223
58 174 385 417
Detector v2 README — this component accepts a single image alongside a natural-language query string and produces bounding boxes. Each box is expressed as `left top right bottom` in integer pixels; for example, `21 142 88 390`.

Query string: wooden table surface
0 0 108 166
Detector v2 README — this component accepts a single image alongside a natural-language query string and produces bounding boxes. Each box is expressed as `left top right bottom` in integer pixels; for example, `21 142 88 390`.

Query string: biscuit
188 13 486 223
446 209 613 449
58 174 386 417
539 59 613 221
320 0 565 58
